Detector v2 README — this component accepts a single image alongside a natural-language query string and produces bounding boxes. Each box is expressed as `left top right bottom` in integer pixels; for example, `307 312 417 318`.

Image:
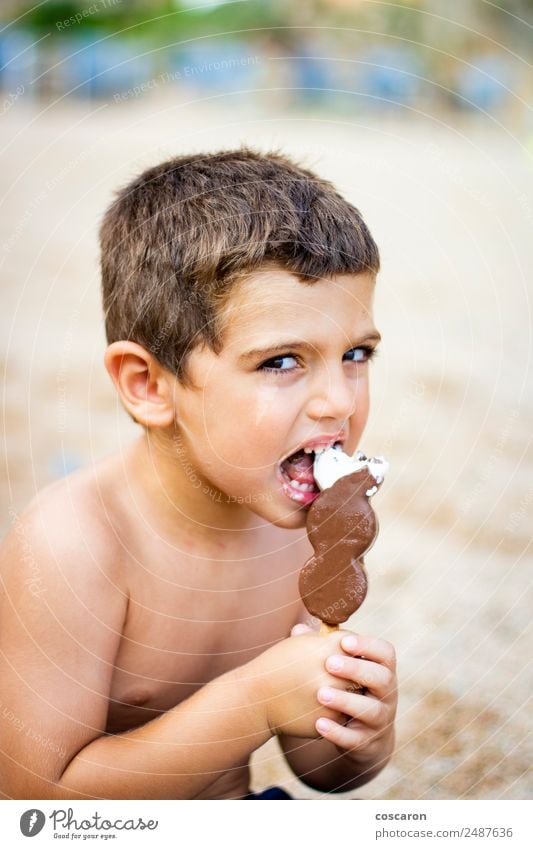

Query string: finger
325 654 395 699
340 634 396 671
317 687 386 729
290 623 314 636
315 717 368 751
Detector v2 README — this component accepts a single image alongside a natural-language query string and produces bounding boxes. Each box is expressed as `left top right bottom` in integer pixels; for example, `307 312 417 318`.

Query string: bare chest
106 543 307 733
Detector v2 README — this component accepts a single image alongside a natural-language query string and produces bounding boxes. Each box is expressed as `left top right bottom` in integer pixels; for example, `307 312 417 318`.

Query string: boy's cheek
250 384 286 427
181 387 293 482
191 449 278 501
213 429 287 476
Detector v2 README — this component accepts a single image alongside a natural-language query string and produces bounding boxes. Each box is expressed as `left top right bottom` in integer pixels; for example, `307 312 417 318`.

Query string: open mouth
277 442 342 506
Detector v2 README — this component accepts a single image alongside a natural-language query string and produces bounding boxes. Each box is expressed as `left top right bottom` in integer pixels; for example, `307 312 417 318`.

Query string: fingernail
318 687 334 703
327 655 344 672
342 635 358 651
316 718 331 733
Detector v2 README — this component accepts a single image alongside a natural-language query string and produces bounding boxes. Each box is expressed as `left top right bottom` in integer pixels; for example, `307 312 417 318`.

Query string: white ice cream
313 446 389 495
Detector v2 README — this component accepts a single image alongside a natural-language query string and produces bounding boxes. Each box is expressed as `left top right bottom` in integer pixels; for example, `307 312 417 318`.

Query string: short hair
100 148 380 385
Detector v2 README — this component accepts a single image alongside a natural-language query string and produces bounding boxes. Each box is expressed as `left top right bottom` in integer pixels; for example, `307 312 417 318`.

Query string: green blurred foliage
17 0 288 41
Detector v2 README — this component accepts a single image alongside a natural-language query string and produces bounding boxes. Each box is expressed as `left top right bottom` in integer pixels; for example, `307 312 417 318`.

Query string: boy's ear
104 341 176 428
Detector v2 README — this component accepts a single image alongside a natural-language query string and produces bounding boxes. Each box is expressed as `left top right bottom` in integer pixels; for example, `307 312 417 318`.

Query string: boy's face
171 266 380 529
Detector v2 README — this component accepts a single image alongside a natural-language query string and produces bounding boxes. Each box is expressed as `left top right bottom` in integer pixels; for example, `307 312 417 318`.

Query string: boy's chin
270 513 308 530
230 487 310 529
258 501 309 530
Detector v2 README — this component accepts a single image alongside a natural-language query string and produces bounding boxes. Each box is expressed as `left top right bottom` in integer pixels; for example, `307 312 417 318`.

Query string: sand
1 96 532 799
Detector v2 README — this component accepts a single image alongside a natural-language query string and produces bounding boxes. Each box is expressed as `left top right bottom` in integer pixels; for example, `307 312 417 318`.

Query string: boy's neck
125 432 267 548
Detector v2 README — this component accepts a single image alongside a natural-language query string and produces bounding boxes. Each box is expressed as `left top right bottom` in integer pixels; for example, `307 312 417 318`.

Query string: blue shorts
245 786 292 800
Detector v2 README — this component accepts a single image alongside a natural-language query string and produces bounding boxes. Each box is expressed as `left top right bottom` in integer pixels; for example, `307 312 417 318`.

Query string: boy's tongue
282 449 316 485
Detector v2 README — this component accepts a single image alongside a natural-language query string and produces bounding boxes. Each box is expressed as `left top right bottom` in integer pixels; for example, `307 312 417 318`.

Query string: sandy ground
1 95 532 799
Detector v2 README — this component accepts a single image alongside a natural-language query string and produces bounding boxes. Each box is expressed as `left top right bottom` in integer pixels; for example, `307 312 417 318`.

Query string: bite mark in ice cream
299 447 388 627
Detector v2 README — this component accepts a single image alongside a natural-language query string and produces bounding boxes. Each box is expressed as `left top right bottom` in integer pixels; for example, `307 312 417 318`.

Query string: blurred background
1 0 532 799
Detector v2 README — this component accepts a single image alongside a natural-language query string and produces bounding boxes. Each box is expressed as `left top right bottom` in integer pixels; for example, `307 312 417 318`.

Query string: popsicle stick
319 622 339 635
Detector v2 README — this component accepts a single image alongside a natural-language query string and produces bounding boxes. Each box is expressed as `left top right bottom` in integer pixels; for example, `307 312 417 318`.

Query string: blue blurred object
49 452 82 479
0 30 39 93
455 53 512 112
290 49 338 104
175 40 262 94
356 46 423 107
55 34 154 98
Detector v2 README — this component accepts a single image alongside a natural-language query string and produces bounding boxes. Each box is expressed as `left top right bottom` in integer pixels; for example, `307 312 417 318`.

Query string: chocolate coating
299 468 381 625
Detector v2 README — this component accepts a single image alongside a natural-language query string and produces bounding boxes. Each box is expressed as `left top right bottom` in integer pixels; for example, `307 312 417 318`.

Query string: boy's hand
244 630 356 739
293 625 397 771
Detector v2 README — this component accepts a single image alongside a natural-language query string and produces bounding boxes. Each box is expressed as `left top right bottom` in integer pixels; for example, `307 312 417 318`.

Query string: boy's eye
343 346 377 363
259 354 299 373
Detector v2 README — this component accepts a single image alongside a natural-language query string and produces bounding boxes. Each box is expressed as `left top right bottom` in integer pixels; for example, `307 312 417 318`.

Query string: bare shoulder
1 462 125 594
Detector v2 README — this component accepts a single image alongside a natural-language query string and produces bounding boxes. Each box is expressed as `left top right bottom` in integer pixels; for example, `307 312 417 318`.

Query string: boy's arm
279 729 394 793
0 501 270 800
58 667 269 799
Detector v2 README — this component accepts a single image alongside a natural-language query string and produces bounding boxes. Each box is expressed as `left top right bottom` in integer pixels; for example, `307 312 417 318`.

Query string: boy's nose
306 366 358 423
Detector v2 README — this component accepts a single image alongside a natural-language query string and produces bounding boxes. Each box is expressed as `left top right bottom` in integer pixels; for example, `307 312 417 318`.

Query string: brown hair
100 148 380 384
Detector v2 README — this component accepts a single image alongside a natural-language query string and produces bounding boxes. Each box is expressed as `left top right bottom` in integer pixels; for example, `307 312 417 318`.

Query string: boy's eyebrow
238 331 382 363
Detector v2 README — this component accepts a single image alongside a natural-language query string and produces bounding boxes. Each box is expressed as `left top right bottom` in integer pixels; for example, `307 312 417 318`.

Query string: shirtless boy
0 149 397 799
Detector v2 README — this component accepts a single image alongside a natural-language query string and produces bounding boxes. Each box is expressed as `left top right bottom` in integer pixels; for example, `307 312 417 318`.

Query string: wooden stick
319 621 339 635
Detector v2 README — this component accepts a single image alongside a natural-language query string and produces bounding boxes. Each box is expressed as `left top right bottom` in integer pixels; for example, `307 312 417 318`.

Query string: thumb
291 623 314 636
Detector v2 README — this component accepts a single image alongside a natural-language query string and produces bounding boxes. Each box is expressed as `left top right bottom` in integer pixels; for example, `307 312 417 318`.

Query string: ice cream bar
299 448 388 630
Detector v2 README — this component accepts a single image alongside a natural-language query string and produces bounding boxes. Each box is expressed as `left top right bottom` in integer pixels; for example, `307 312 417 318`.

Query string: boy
0 149 397 800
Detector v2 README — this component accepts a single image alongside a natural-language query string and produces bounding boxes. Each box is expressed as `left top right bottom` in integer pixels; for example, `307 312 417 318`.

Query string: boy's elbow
0 748 93 801
1 766 60 801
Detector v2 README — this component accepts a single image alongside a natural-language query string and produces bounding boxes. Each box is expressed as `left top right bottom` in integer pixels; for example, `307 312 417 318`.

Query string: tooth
295 480 314 492
304 447 314 454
